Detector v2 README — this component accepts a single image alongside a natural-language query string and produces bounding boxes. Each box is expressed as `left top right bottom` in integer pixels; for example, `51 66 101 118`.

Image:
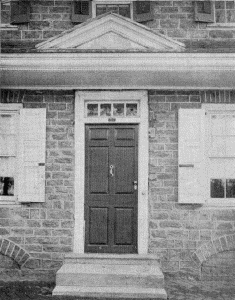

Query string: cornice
1 53 235 71
1 53 235 90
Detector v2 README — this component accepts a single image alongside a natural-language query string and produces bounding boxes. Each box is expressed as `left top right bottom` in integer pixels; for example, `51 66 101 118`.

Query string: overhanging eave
1 53 235 90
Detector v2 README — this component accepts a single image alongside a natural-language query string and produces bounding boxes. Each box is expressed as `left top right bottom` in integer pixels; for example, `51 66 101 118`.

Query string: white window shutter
18 109 46 203
178 109 206 204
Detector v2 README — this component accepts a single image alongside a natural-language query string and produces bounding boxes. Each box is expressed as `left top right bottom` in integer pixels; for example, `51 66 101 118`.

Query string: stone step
53 286 167 299
56 263 164 288
53 254 167 299
64 253 160 265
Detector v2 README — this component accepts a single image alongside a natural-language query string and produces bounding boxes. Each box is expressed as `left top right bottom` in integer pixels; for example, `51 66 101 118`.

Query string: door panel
89 147 109 194
114 147 135 194
89 207 108 245
85 124 138 253
115 208 134 245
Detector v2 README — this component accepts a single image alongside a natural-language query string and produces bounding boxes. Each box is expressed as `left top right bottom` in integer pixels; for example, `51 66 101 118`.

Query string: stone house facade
1 0 235 297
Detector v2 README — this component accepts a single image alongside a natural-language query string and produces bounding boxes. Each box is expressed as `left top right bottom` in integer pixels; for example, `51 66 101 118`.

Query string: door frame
74 91 149 255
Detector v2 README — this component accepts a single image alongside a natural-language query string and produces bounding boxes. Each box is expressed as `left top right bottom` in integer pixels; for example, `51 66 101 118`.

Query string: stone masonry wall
0 88 235 282
0 90 74 281
148 90 235 277
1 1 235 52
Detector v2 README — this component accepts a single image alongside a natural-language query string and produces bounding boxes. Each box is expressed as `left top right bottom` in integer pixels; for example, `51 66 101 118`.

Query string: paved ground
0 274 235 300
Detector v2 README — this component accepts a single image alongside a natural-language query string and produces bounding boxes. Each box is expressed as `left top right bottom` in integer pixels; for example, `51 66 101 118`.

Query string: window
205 105 235 205
178 105 235 206
0 105 46 205
214 1 235 24
0 106 20 203
0 0 30 29
72 1 153 23
195 1 235 26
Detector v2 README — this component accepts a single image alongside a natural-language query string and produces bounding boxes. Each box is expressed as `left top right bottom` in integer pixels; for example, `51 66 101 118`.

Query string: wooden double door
85 124 138 253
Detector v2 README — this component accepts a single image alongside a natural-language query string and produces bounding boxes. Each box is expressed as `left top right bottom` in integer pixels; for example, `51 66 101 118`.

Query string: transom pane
85 102 139 118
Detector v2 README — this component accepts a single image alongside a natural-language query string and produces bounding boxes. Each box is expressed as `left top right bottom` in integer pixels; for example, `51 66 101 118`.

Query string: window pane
119 5 130 18
126 104 138 116
211 179 225 198
216 9 226 23
226 179 235 198
106 5 118 14
0 157 15 177
136 1 150 14
100 104 111 117
227 10 235 23
0 114 16 134
0 177 14 196
87 104 98 117
113 103 124 116
96 5 107 16
0 135 16 156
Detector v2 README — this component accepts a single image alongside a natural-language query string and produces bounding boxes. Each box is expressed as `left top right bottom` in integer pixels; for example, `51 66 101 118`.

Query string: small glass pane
106 5 118 14
126 104 138 117
87 104 98 117
0 177 14 196
0 157 15 177
100 104 111 117
113 104 124 116
0 114 16 135
226 179 235 198
0 135 16 156
211 179 225 198
96 5 107 16
119 5 131 18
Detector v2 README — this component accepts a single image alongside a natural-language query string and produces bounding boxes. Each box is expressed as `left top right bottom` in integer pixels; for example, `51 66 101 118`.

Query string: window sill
0 24 18 30
207 23 235 29
205 199 235 207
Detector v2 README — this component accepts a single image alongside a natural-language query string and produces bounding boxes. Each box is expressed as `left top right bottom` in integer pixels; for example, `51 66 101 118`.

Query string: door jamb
74 91 149 255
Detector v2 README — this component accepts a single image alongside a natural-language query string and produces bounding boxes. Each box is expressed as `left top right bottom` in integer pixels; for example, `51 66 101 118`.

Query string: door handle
110 165 114 177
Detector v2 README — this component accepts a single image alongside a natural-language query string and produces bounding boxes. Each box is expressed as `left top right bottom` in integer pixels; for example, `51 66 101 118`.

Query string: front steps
53 254 167 299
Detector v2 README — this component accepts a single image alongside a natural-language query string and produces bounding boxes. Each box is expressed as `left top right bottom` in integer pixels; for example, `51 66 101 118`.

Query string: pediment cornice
36 13 185 52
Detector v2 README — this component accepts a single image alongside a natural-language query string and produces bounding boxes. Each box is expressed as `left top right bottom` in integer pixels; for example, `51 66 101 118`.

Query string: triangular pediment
36 13 185 52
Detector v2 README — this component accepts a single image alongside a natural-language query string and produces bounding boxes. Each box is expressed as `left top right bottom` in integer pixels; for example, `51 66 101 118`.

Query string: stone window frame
203 104 235 207
0 104 22 206
208 1 235 28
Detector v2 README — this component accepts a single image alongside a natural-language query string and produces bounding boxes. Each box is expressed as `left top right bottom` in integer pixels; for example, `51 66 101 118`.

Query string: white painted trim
3 53 235 71
203 104 235 208
74 90 148 255
2 53 235 90
0 104 23 205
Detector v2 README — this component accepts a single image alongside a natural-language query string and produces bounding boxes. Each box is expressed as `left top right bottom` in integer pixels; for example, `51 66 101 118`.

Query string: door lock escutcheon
110 165 114 177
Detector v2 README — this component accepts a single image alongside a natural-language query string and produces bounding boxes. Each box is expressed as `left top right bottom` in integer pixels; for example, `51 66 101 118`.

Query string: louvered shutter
18 109 46 203
178 109 206 204
11 0 30 24
133 1 153 23
72 0 92 23
195 1 214 23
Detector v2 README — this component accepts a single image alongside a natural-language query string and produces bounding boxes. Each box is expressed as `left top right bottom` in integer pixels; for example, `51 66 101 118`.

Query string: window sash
0 106 21 204
204 104 235 205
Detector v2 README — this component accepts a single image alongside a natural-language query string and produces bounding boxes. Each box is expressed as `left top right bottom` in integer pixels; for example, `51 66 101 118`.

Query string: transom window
85 102 139 118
